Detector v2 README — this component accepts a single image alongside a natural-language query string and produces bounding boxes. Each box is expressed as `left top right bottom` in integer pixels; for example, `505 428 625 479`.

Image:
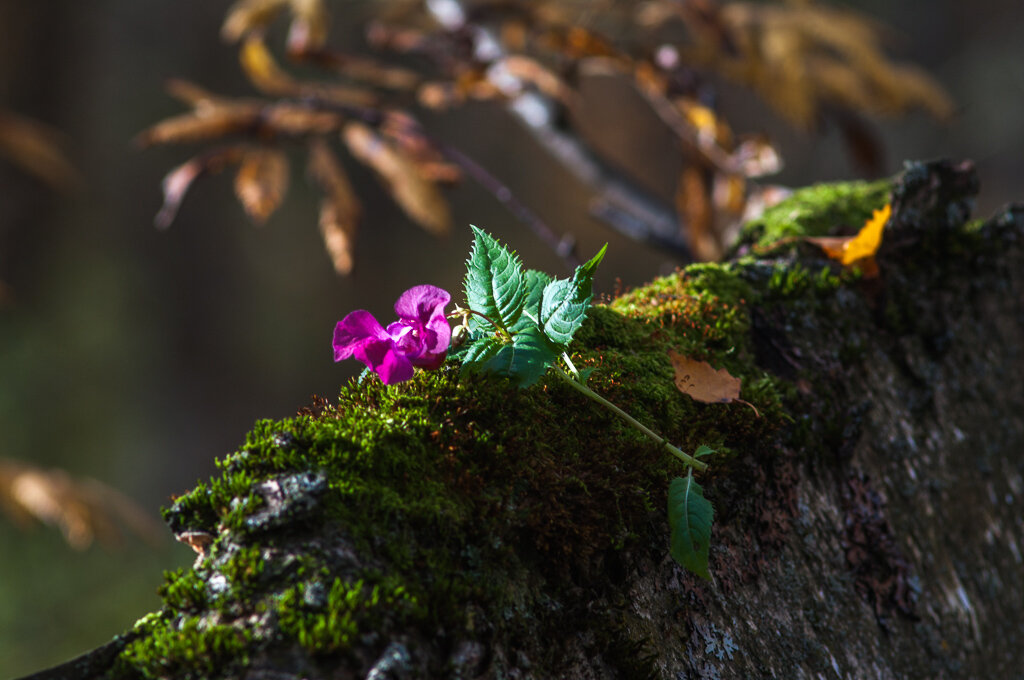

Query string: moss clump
739 178 891 248
276 577 417 655
117 613 251 679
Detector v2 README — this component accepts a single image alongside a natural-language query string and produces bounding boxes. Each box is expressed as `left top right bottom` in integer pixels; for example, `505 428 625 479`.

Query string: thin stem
553 365 707 472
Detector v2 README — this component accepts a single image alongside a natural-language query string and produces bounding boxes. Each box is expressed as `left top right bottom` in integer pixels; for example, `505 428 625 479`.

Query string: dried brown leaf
0 457 164 550
156 147 246 229
234 147 290 223
241 35 378 107
136 105 261 147
287 0 329 53
308 139 360 274
668 350 741 404
342 122 451 237
292 49 421 91
0 110 79 189
164 79 228 111
261 103 345 136
241 34 301 96
222 0 289 43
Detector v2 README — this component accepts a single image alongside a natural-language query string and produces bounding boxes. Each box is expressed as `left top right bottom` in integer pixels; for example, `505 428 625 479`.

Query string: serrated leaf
457 335 504 369
668 472 714 581
510 269 553 333
464 226 526 333
540 243 607 348
483 326 559 388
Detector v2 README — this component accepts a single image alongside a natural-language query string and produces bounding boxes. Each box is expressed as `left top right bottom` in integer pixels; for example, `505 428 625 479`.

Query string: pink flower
333 285 452 385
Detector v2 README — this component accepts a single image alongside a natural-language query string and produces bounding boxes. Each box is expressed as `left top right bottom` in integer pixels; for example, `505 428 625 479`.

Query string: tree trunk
21 160 1024 680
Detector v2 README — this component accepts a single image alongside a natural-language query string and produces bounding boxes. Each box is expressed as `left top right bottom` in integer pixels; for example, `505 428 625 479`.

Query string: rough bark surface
21 160 1024 680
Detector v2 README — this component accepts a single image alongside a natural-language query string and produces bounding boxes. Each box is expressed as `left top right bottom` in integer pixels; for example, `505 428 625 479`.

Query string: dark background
1 1 1021 675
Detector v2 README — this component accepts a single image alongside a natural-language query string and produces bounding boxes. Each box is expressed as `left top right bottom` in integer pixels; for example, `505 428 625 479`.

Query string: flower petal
394 284 451 325
333 310 388 362
371 347 415 384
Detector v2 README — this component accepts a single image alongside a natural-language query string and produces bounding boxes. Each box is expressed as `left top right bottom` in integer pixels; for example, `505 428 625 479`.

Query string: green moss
117 613 251 679
740 178 891 247
158 568 207 613
276 577 416 655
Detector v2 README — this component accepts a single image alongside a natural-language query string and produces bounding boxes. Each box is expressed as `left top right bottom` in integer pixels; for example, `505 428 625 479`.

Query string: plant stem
553 365 707 472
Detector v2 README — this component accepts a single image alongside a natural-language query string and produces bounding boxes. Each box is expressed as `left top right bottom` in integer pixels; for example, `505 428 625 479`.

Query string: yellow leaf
240 35 299 96
840 203 890 265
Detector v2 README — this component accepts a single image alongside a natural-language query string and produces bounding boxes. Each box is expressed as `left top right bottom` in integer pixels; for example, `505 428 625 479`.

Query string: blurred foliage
142 0 951 267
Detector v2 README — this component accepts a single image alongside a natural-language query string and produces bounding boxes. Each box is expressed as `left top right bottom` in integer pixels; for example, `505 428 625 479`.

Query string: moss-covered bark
22 160 1024 679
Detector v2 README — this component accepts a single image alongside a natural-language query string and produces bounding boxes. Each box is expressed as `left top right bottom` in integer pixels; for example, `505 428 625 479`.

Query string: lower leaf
668 472 714 581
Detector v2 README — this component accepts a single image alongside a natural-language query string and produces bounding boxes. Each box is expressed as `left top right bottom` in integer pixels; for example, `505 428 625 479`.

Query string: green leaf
510 269 553 333
540 243 607 349
464 226 526 333
668 471 714 581
694 445 716 459
458 335 504 369
484 326 559 388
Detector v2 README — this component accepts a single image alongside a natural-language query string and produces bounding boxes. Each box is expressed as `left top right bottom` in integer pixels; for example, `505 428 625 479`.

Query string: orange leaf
806 203 891 268
840 203 890 264
234 147 290 223
668 350 741 404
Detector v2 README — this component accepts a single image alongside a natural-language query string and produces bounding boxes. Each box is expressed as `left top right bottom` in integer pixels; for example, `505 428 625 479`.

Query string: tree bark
21 160 1024 680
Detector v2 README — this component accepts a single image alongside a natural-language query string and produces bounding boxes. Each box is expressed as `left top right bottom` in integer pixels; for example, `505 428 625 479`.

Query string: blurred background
1 0 1022 675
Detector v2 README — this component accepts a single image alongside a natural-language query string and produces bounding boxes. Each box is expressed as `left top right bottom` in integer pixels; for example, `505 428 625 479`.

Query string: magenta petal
333 310 388 362
394 285 451 325
373 350 414 384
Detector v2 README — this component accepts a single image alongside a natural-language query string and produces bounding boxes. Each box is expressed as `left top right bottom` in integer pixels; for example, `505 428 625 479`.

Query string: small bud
451 323 468 348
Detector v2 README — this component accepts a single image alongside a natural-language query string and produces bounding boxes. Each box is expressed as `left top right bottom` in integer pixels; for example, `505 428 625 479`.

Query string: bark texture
21 160 1024 680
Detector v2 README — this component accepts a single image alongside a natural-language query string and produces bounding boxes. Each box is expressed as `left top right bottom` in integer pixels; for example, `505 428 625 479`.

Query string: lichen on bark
21 160 1024 680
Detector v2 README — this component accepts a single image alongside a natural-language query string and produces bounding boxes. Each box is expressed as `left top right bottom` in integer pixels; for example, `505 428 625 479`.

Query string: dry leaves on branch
222 0 330 54
668 350 759 415
0 458 164 550
342 121 452 237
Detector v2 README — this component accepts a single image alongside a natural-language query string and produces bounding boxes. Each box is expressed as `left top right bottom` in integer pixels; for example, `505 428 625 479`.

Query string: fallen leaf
668 350 741 403
234 147 290 223
806 203 890 271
